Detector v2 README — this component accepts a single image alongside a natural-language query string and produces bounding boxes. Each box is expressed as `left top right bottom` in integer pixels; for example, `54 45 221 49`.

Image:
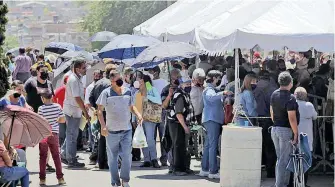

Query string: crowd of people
0 47 333 187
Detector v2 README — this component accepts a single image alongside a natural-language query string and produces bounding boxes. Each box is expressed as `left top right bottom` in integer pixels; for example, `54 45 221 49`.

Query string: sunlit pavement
26 145 333 187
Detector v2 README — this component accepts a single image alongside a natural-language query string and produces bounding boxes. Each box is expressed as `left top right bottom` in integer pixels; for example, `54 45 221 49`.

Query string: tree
0 1 9 98
81 1 169 36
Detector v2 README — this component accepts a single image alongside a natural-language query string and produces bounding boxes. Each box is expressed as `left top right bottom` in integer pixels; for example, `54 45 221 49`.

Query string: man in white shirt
61 59 89 168
149 66 168 95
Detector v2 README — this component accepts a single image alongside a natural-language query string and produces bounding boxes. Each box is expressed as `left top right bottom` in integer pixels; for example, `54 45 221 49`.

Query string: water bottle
244 121 249 127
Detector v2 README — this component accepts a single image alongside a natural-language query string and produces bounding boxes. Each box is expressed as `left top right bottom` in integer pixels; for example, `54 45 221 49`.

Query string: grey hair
278 71 292 86
192 68 206 80
294 87 308 101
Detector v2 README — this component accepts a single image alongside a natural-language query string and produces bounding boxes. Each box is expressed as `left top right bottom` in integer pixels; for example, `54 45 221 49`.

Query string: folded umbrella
45 42 83 54
0 105 51 148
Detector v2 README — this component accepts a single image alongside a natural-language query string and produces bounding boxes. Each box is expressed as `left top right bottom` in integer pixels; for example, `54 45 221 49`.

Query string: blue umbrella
131 41 199 69
45 42 83 54
98 34 161 64
90 31 117 42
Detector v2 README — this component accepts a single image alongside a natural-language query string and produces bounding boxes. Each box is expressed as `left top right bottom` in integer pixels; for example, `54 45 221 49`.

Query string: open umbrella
45 42 83 54
131 41 199 68
98 34 161 64
90 31 117 42
60 51 95 61
0 105 51 148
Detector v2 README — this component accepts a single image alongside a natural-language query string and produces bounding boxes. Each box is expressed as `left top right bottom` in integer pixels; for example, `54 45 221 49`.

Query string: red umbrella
0 105 51 148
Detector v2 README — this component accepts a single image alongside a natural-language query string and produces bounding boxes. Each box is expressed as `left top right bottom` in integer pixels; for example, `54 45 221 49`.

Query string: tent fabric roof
134 0 334 52
196 0 334 52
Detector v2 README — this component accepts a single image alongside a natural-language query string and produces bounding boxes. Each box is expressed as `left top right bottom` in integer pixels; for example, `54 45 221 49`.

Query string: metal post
7 112 16 150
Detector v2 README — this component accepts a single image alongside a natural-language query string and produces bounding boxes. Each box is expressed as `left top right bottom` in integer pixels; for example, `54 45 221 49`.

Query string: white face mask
133 81 140 89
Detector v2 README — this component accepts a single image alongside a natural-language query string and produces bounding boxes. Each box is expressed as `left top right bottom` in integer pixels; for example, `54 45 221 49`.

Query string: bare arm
270 106 274 122
58 116 66 124
130 106 143 125
162 95 172 109
288 110 298 141
75 97 88 117
2 151 13 167
97 105 106 128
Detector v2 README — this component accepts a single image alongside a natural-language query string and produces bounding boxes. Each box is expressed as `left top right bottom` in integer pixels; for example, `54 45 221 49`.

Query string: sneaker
58 178 66 185
151 160 161 168
68 161 85 168
46 164 56 172
39 179 46 186
140 161 151 167
185 169 194 175
173 171 187 176
89 160 97 165
61 158 68 165
160 160 168 167
208 173 220 179
122 182 130 187
198 170 209 177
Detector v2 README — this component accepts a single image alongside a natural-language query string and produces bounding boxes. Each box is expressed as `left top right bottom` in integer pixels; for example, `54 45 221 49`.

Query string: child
38 91 66 185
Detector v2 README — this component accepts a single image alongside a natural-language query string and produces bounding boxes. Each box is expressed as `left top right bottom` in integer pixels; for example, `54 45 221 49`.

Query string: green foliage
81 1 168 35
0 2 9 98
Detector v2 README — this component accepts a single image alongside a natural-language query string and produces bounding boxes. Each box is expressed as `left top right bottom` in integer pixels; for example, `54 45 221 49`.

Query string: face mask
94 78 100 82
174 78 182 86
133 81 140 89
40 72 48 80
184 86 191 93
116 79 123 87
251 84 257 90
13 93 21 98
216 79 222 87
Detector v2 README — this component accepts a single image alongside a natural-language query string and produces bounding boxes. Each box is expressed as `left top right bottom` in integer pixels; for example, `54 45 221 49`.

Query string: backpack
223 95 234 125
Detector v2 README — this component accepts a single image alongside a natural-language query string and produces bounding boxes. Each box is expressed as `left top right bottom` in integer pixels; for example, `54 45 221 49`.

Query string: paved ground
26 146 333 187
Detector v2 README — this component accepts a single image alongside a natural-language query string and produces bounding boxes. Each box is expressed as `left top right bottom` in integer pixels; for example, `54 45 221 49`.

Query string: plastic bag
132 125 148 148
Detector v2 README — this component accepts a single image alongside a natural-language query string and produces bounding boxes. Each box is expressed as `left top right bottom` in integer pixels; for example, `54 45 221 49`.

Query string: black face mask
94 79 100 82
40 72 48 80
216 79 222 87
13 93 21 98
116 79 123 87
184 86 191 93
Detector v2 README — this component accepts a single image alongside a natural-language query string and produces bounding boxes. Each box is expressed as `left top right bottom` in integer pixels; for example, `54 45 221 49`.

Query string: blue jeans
59 123 66 147
271 126 293 187
201 120 221 174
142 121 158 162
106 130 132 186
156 121 167 163
61 115 81 163
0 166 29 187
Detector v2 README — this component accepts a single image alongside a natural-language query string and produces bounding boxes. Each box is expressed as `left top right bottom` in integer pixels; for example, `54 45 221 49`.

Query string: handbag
142 99 162 123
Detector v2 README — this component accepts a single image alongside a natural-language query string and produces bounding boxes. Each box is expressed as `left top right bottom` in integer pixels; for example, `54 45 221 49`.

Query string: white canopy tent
195 0 334 53
133 0 209 41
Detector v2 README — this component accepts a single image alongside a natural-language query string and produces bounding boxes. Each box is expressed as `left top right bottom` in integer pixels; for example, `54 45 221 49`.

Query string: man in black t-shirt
270 71 299 187
24 64 54 112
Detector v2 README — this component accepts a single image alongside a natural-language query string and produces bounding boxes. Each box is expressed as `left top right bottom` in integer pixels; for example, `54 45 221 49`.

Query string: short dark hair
259 70 270 80
38 54 44 60
278 71 292 86
37 63 47 71
267 60 277 71
6 52 12 56
19 48 25 54
199 54 208 61
11 80 23 89
73 59 85 70
151 66 161 75
206 70 222 83
40 90 53 100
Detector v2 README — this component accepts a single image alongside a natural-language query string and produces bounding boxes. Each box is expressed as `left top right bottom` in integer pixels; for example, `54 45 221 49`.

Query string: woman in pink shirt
0 141 30 186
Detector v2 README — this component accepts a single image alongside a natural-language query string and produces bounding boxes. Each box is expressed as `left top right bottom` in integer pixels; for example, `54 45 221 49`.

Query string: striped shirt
38 103 64 133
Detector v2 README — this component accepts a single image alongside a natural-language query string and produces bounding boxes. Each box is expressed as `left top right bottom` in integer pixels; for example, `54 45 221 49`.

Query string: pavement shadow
63 166 91 171
29 171 39 175
136 174 205 181
131 166 168 171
